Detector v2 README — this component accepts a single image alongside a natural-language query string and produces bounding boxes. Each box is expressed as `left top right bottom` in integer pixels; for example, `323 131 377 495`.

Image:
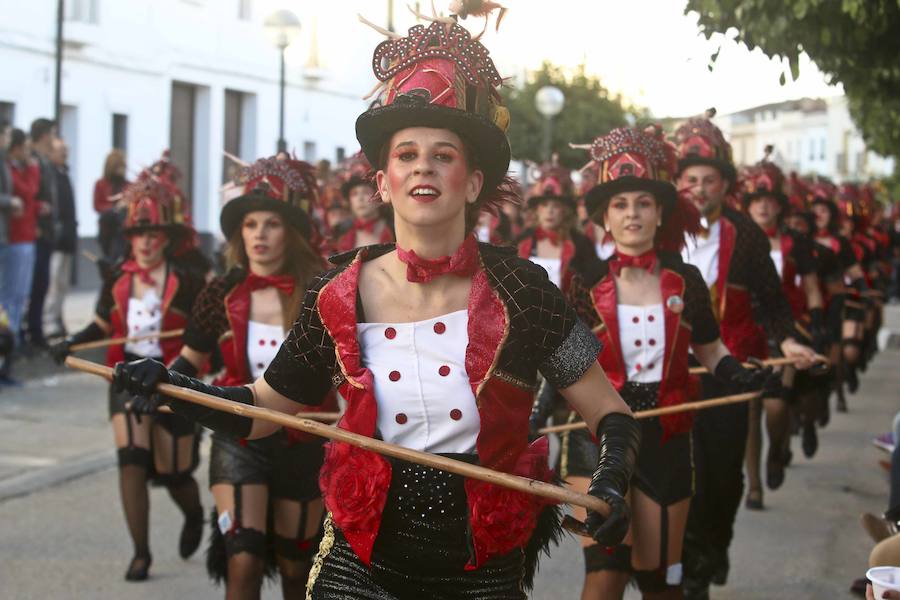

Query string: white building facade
0 0 383 238
718 96 895 182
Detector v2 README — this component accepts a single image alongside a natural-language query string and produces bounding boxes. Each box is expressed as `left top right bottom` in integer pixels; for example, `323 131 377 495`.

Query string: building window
303 141 316 163
0 101 14 129
819 139 826 160
65 0 98 23
809 140 815 161
170 82 197 211
112 113 128 151
335 147 346 163
223 90 244 183
238 0 252 20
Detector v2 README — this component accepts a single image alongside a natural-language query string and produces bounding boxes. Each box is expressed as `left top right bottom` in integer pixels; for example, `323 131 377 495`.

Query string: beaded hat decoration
740 146 785 196
526 157 576 208
673 108 736 181
219 155 318 239
122 169 187 234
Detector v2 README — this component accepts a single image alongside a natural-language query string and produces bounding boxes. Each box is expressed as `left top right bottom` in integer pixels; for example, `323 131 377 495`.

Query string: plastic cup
868 566 900 598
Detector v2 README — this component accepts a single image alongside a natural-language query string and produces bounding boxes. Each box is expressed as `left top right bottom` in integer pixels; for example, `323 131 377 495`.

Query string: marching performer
111 15 640 598
333 175 394 252
673 111 817 599
169 155 332 598
51 170 207 581
557 125 771 599
739 156 826 509
517 162 596 292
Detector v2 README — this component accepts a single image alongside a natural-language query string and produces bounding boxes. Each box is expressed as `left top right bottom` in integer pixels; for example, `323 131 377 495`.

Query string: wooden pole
538 391 760 435
155 404 341 422
687 355 829 375
70 329 185 352
66 356 610 517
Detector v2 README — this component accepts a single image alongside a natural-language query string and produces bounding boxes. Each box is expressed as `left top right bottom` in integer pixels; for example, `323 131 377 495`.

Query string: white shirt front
476 224 491 243
682 219 720 288
529 256 562 289
358 310 479 454
617 304 665 383
124 289 162 357
247 320 286 380
596 240 616 260
770 248 784 279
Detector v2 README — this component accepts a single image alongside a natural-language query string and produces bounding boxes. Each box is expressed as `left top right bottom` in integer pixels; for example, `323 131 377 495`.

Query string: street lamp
535 85 565 161
264 9 302 153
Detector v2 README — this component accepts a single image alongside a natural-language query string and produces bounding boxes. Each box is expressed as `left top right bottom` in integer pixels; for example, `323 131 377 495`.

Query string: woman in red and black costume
110 15 641 599
333 175 394 252
547 126 771 600
172 156 335 598
739 157 827 509
810 187 868 409
50 171 207 581
517 161 597 293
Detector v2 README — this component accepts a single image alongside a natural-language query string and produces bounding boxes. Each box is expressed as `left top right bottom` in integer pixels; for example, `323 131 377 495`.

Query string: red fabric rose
319 442 391 533
467 480 537 558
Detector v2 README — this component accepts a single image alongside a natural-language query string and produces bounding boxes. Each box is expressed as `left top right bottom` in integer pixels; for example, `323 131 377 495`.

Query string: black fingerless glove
113 358 254 438
584 412 641 546
714 355 773 394
50 321 106 364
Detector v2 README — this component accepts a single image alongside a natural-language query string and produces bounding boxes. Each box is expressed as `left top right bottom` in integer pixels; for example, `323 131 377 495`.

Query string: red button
433 322 446 334
649 339 656 346
395 413 408 424
647 362 655 369
648 315 655 322
385 327 397 340
389 371 401 382
136 310 142 316
270 340 277 346
450 409 462 421
439 365 451 377
256 362 264 369
635 340 642 347
632 316 639 324
636 363 643 371
258 339 265 346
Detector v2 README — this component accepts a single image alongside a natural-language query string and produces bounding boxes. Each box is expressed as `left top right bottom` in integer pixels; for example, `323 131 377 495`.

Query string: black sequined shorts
209 432 324 502
307 455 527 599
559 382 693 506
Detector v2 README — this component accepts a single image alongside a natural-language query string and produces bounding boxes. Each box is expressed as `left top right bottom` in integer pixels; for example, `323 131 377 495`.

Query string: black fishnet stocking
119 465 150 560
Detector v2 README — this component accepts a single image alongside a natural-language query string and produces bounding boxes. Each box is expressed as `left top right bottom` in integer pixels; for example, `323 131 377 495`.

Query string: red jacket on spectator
7 160 41 244
93 177 129 214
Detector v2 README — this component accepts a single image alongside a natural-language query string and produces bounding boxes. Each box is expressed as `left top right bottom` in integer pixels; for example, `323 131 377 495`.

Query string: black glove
584 412 641 546
808 308 830 353
528 380 557 441
49 321 106 364
714 355 773 394
112 358 254 438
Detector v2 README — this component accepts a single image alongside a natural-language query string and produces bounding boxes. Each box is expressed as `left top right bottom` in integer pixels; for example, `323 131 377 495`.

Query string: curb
0 448 115 503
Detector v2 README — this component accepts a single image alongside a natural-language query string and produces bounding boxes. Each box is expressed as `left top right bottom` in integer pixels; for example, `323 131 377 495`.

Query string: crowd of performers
48 3 900 599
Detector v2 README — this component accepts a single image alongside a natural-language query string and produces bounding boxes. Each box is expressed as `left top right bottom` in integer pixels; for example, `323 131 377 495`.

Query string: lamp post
264 9 302 154
535 85 565 161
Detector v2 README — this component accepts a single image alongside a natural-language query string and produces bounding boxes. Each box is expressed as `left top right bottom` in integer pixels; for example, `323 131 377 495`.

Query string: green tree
502 63 644 168
686 0 900 159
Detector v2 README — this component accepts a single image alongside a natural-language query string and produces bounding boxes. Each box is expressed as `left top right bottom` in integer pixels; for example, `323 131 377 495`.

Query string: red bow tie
609 250 657 276
763 226 779 238
396 235 479 284
351 218 379 234
814 229 831 239
535 228 560 246
246 273 296 296
122 259 163 285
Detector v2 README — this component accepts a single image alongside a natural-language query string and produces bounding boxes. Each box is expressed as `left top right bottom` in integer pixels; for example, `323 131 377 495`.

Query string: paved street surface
1 291 898 599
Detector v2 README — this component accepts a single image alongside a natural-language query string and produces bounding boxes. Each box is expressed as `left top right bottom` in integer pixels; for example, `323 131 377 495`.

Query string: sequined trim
492 369 536 391
305 514 336 600
539 320 601 389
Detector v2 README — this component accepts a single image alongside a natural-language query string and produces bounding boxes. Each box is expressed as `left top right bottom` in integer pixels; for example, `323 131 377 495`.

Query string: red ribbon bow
535 227 560 246
763 226 779 238
246 273 296 296
609 249 657 276
121 259 164 285
351 217 380 234
396 235 479 283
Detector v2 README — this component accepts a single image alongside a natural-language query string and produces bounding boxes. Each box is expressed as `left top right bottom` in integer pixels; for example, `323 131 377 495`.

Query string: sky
263 0 842 119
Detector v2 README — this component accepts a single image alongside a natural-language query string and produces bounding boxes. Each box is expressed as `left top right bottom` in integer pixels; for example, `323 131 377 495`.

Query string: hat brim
123 223 187 240
356 103 511 193
220 194 312 240
584 177 677 220
676 155 737 183
741 191 789 215
340 178 375 201
526 195 577 210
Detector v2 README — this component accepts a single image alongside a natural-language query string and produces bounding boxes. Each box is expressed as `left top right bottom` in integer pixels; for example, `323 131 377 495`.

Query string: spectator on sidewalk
1 128 41 382
0 122 24 381
25 118 58 349
94 149 129 261
43 138 77 339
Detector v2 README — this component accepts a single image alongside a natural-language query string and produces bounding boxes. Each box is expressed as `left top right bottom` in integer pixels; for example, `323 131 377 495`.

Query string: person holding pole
172 155 335 598
50 168 207 581
550 125 771 599
108 14 640 599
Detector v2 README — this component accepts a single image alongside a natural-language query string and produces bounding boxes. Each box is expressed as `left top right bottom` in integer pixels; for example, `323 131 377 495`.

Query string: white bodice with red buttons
357 309 479 454
247 320 286 380
682 219 720 287
617 304 665 383
124 289 163 358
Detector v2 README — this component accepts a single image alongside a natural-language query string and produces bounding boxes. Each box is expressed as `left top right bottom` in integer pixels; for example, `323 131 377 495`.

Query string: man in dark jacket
43 138 77 338
25 118 57 348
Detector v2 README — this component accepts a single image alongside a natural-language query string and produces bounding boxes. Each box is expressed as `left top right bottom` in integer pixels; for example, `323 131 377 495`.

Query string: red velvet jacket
263 243 598 570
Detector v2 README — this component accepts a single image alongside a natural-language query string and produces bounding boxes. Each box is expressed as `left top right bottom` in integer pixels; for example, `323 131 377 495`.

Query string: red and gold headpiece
673 108 736 182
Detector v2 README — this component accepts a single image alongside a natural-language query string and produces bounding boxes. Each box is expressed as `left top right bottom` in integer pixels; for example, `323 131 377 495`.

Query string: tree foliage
502 63 644 168
686 0 900 159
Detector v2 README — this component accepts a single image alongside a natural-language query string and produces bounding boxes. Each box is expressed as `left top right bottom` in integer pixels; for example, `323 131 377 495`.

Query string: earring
657 220 662 226
604 225 611 232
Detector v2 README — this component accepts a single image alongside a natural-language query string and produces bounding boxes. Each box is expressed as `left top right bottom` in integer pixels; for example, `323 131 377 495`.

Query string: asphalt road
0 293 897 599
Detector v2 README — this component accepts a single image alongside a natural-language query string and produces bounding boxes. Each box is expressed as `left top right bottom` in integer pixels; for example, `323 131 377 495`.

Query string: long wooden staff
687 354 830 375
538 391 759 435
70 329 186 352
65 356 610 517
155 404 341 422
